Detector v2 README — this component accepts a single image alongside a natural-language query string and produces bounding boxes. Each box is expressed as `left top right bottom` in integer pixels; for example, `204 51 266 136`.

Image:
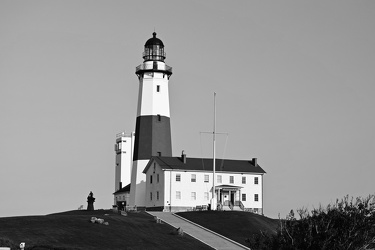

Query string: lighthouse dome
145 32 164 47
143 32 166 62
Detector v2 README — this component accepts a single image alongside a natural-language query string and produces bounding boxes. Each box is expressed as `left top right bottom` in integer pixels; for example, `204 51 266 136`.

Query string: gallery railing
136 63 172 74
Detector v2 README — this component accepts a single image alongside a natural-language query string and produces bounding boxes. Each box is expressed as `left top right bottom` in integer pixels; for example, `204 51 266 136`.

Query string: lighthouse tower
129 32 173 208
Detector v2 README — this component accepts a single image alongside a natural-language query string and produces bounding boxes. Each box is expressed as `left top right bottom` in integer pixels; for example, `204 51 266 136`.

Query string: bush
247 195 375 250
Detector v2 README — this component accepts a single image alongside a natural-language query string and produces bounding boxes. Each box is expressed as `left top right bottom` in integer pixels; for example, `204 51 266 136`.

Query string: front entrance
220 191 236 206
230 192 235 206
215 185 243 209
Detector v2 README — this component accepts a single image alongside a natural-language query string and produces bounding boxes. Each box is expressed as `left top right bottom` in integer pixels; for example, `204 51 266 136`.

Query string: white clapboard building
143 153 265 214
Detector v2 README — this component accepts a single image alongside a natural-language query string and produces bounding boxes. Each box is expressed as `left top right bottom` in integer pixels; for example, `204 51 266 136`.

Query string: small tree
248 194 375 250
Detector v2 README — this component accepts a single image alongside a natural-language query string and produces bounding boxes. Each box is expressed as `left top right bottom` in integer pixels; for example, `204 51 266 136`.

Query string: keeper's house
143 152 266 214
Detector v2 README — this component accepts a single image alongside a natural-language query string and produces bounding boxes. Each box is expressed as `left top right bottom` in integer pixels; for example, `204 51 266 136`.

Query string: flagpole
212 92 216 210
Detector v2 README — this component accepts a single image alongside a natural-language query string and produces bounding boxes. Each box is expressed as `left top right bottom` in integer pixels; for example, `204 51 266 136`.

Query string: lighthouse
129 32 173 208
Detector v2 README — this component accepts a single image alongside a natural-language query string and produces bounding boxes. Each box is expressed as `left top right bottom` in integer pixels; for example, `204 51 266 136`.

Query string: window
230 176 234 184
176 174 181 182
150 192 153 201
217 175 222 184
254 177 259 185
254 194 259 202
204 175 209 182
157 174 159 183
191 174 196 182
157 114 161 122
156 191 159 200
191 192 196 200
242 176 246 184
157 151 161 156
204 192 209 200
157 85 160 92
242 194 246 201
176 191 181 199
150 175 153 184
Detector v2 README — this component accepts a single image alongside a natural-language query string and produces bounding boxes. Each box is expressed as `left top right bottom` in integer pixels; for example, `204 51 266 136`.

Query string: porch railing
217 202 223 211
238 201 245 211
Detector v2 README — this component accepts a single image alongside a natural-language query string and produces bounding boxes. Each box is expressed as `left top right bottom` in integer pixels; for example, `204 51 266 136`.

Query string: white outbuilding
143 153 266 214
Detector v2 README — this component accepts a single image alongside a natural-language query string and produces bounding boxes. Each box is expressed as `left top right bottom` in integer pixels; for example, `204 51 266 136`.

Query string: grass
176 210 278 247
0 210 213 250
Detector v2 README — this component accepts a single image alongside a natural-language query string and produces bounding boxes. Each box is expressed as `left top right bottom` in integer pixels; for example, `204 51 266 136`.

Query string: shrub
247 195 375 250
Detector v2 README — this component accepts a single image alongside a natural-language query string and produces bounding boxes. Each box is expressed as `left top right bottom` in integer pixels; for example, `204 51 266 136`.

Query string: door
230 192 235 206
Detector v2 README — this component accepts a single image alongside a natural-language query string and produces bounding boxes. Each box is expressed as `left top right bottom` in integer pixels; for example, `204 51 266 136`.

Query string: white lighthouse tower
129 32 173 209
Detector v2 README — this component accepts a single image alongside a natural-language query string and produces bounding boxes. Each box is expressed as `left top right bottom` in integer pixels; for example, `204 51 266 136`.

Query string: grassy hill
0 210 278 250
0 210 213 250
177 211 278 247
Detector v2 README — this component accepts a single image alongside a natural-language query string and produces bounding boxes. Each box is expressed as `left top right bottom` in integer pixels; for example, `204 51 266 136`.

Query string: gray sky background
1 0 374 218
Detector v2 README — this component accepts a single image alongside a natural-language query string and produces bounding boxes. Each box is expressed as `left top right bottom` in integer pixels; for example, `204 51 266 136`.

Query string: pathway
147 211 249 250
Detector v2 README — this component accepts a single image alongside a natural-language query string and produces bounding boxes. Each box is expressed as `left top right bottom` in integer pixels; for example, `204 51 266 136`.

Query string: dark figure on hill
87 191 95 211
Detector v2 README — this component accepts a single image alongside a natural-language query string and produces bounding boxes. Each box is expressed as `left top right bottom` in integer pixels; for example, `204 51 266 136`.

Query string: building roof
113 183 131 195
143 156 266 174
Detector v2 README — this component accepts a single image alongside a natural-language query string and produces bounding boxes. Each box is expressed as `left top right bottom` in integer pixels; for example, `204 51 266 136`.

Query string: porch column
229 190 231 205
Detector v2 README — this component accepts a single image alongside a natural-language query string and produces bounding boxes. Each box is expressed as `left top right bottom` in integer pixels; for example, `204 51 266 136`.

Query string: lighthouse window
157 115 161 122
157 85 160 92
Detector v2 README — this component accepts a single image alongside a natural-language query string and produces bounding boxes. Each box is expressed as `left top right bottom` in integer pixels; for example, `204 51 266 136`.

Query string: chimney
252 158 258 167
181 150 187 164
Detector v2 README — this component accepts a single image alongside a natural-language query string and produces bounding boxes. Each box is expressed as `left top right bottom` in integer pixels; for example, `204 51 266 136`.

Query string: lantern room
143 32 166 62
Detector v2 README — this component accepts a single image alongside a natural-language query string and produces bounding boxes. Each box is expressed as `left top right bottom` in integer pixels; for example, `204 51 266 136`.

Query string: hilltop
0 210 212 250
0 210 278 249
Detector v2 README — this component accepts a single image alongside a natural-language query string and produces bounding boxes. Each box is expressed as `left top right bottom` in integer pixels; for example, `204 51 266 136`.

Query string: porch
214 185 244 211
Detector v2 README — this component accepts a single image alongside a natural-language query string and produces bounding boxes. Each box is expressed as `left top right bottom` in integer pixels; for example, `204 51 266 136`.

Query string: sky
1 0 374 219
